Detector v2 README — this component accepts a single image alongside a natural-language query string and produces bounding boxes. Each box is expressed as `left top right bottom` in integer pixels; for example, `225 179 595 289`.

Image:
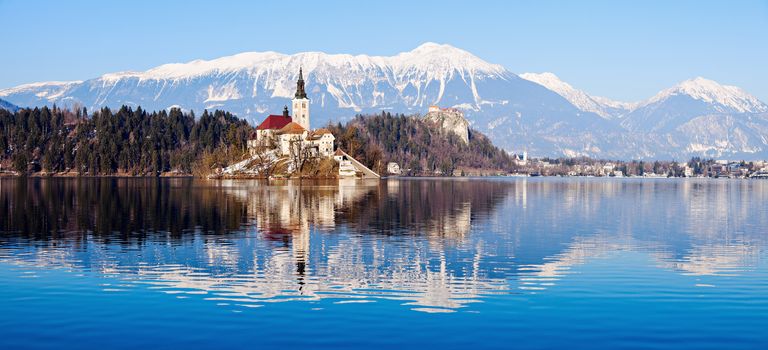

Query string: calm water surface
0 178 767 349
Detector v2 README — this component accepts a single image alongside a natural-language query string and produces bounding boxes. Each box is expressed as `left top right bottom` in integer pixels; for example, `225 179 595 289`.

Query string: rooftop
307 128 334 140
279 122 307 135
256 114 292 130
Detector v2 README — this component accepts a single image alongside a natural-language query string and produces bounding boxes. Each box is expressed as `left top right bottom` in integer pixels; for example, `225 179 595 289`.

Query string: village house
514 151 528 166
386 162 401 175
334 149 358 177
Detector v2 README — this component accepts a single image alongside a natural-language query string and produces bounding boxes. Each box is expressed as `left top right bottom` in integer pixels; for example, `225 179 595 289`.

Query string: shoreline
1 172 764 180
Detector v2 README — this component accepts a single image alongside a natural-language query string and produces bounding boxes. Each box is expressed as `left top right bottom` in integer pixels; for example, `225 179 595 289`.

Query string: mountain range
2 42 767 160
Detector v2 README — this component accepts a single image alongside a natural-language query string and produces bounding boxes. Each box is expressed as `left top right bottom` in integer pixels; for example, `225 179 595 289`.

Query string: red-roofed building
276 121 307 156
246 68 336 159
256 110 292 130
278 122 307 135
248 106 292 153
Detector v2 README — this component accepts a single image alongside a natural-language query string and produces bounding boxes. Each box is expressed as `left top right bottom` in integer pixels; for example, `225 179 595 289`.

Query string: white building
602 163 615 176
514 151 528 166
248 107 293 155
305 129 335 157
276 122 308 156
247 67 335 158
292 67 310 130
683 166 694 177
334 149 358 177
387 162 401 175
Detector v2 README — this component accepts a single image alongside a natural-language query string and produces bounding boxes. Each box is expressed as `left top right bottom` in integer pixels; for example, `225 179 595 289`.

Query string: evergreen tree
0 105 252 176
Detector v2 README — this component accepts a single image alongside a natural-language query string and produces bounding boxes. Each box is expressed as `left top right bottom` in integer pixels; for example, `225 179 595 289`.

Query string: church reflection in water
0 178 766 312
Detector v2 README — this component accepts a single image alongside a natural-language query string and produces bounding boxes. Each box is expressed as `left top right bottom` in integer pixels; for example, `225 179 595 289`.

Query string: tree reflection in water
0 178 766 312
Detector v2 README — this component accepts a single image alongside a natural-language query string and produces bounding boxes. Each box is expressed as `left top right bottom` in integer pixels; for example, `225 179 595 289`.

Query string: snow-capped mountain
0 43 614 157
2 43 513 117
610 77 768 158
621 77 768 132
2 43 767 159
518 73 768 158
520 72 636 119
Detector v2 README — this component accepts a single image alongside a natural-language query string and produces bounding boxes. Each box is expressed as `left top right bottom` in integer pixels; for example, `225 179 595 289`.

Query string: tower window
302 103 306 108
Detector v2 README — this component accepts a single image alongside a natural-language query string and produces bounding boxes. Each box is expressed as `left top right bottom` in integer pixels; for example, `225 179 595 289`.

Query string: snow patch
644 77 767 113
487 116 509 130
520 72 636 118
205 81 242 102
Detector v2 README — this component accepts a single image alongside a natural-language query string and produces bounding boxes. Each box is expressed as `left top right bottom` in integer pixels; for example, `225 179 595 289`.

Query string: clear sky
1 0 766 102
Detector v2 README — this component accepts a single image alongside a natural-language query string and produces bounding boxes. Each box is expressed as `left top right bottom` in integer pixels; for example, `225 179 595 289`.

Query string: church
247 68 335 158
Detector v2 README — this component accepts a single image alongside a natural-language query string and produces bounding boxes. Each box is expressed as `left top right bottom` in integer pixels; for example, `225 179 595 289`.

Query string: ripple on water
1 178 767 349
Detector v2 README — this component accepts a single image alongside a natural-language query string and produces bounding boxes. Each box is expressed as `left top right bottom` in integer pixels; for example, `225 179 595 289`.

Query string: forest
0 105 252 176
328 112 516 175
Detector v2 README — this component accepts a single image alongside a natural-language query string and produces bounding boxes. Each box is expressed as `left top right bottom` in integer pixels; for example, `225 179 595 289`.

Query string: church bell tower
292 67 310 130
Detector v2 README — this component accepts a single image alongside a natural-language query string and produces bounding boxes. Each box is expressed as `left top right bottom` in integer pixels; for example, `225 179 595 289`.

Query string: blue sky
1 0 766 102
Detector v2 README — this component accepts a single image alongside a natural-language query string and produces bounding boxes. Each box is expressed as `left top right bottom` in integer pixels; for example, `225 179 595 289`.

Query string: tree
0 105 253 177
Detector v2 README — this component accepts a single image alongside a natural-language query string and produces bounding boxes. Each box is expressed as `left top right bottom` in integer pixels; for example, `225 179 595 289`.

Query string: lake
1 177 767 349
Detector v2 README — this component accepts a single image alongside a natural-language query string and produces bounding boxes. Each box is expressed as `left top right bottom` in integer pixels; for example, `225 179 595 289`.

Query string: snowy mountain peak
0 80 82 97
407 42 483 60
90 43 507 84
520 72 634 118
646 76 767 113
4 44 768 160
392 42 507 77
519 72 568 90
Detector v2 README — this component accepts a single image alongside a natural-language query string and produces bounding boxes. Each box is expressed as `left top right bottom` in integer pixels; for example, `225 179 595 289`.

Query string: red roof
278 122 307 135
256 115 292 130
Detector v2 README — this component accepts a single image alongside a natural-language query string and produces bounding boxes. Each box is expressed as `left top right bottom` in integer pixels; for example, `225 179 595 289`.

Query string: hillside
0 105 252 176
328 112 516 175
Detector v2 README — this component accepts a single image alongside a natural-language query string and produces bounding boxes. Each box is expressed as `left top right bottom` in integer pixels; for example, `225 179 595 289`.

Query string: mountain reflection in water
0 178 767 314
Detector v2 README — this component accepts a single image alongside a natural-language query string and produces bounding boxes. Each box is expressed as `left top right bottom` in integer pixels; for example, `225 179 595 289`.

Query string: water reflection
1 178 767 313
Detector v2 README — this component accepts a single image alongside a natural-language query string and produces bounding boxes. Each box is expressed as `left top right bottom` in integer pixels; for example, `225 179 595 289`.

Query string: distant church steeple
292 67 310 130
295 67 308 99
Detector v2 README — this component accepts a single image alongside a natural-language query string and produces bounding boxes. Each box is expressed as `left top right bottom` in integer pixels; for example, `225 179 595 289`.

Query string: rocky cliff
424 107 470 143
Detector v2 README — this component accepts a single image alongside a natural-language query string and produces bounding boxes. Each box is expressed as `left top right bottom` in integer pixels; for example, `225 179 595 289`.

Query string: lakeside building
243 68 377 177
248 68 336 158
387 162 401 175
514 151 528 166
334 149 358 177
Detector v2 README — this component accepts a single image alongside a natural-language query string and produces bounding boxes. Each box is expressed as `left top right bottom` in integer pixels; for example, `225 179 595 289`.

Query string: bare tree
251 137 278 177
288 137 312 174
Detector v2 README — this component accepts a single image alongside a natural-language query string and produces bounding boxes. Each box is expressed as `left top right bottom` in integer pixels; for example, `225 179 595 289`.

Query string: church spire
294 67 307 99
